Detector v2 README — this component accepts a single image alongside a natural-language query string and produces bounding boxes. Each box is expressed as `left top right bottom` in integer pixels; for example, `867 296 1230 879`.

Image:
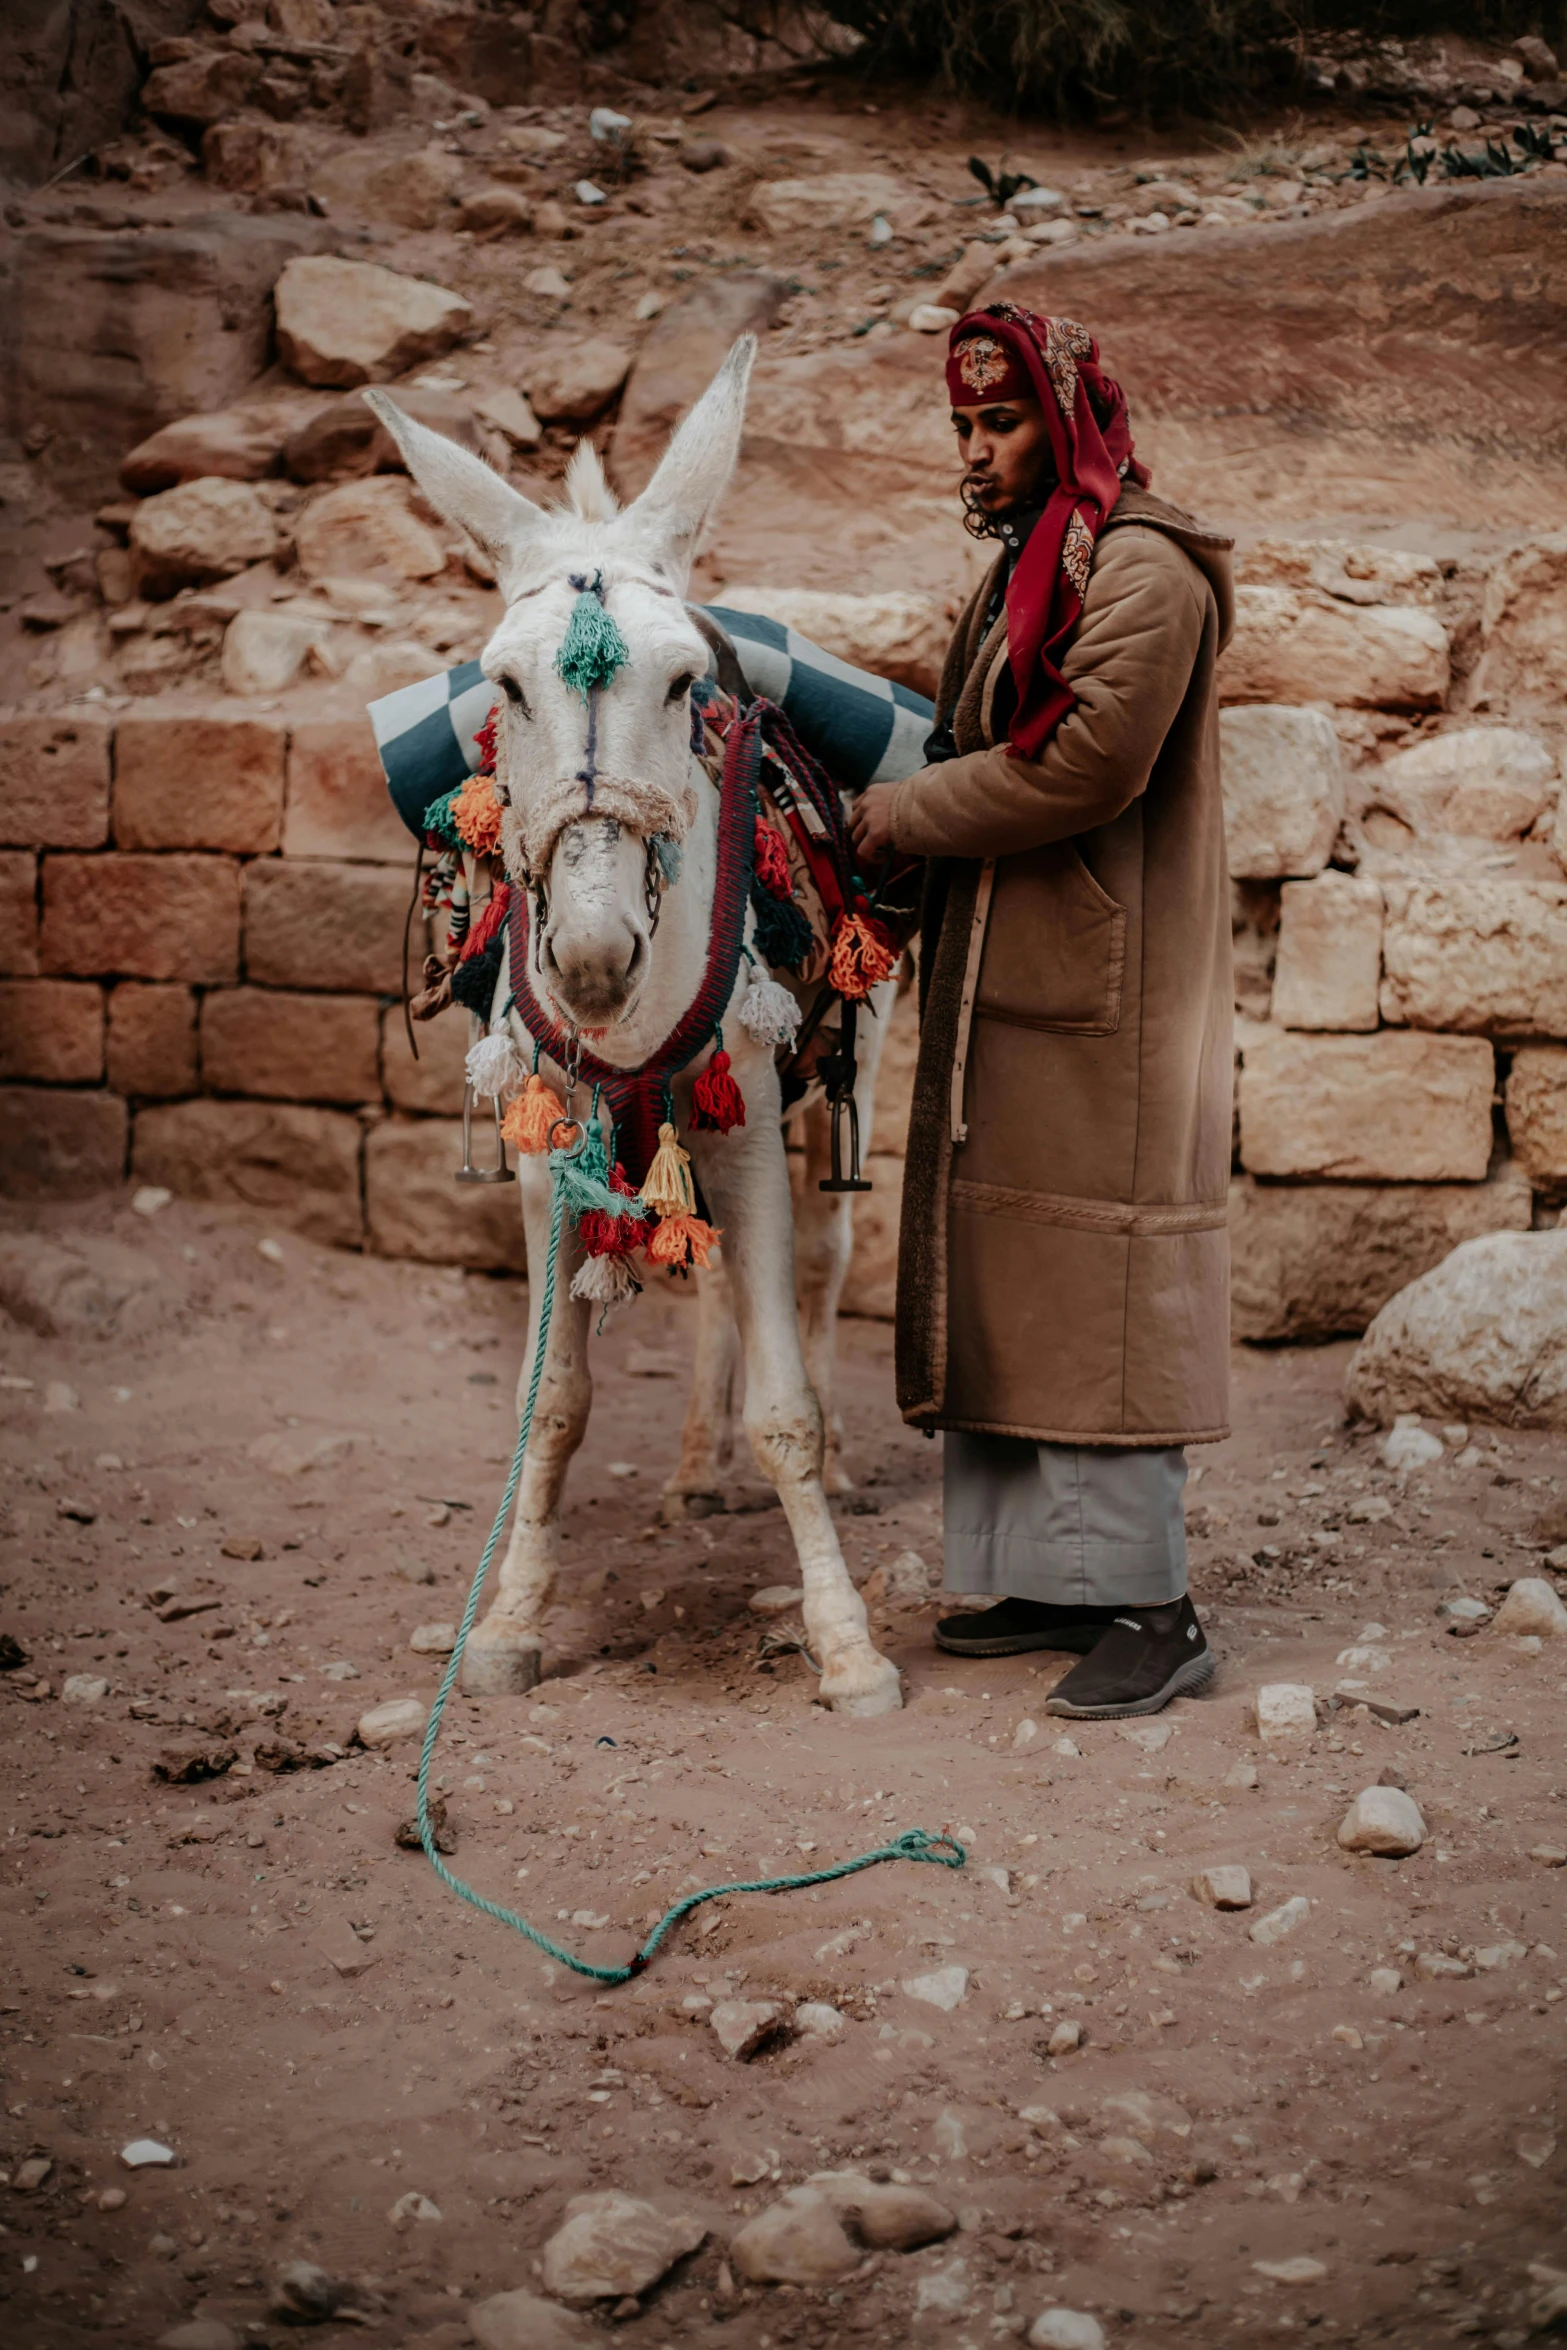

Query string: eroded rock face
1347 1229 1567 1430
274 256 473 388
539 2191 706 2307
1218 705 1343 878
1379 878 1567 1037
1475 532 1567 713
1505 1046 1567 1188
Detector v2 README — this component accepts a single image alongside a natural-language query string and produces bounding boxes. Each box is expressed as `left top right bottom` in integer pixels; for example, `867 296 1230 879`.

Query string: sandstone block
282 385 488 485
0 711 112 849
132 1098 363 1247
114 711 286 855
1505 1046 1567 1188
747 172 924 239
142 51 260 126
285 721 408 864
610 272 788 491
1379 878 1567 1037
1359 726 1557 850
0 981 104 1084
1192 1864 1252 1909
1238 1028 1495 1182
107 984 198 1098
1347 1229 1567 1431
1221 588 1449 711
1229 1164 1533 1342
470 385 543 451
1271 873 1382 1030
1338 1786 1424 1856
201 987 380 1103
243 860 408 993
274 256 472 389
0 1087 128 1196
710 1998 787 2060
128 478 278 599
119 403 300 495
364 1118 527 1271
719 588 948 698
1241 540 1442 607
524 340 633 426
292 478 447 581
380 1002 466 1114
42 853 240 984
0 854 38 975
1217 705 1343 879
1475 531 1567 713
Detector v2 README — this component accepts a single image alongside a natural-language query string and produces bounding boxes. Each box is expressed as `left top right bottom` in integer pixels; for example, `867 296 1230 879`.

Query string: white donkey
367 342 903 1718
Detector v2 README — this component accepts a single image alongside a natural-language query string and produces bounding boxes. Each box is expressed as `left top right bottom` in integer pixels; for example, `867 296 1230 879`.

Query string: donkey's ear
362 391 545 583
627 337 755 585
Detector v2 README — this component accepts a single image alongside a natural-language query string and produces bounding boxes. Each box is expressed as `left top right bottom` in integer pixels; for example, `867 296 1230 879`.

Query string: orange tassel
451 770 504 857
646 1213 722 1270
500 1072 565 1155
828 906 898 1000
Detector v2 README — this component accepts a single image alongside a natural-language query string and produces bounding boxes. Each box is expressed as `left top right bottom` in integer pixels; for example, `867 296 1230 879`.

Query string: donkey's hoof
459 1635 543 1697
660 1487 725 1524
821 1653 904 1718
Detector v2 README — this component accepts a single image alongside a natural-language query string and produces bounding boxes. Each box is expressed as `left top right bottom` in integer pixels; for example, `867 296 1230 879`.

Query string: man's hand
850 780 901 864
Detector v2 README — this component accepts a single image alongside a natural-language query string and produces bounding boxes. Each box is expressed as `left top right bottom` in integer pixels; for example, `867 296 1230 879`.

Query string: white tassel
737 972 802 1049
570 1252 639 1310
466 1030 527 1101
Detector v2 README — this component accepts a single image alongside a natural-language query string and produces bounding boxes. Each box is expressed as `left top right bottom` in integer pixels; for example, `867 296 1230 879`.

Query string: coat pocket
975 842 1127 1036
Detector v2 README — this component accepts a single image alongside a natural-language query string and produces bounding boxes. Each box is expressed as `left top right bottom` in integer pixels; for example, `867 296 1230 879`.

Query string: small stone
1379 1416 1444 1472
98 2186 127 2211
1047 2020 1084 2056
1442 1422 1469 1446
1517 2132 1557 2169
1368 1966 1403 1994
914 2257 972 2315
120 2138 176 2168
1492 1577 1567 1639
1253 2257 1329 2285
270 2259 343 2320
471 386 543 451
902 1964 968 2012
729 2187 858 2285
470 2290 608 2350
525 265 572 300
157 2325 239 2350
1053 1735 1082 1758
1099 2090 1193 2141
321 1661 360 1682
748 1585 804 1615
1192 1864 1253 1910
1255 1684 1316 1738
1118 1720 1174 1752
1415 1951 1471 1980
1474 1939 1528 1972
15 2155 52 2191
795 2001 846 2040
1338 1785 1425 1857
1346 1494 1393 1524
710 1998 787 2059
1012 1717 1040 1750
356 1696 427 1748
409 1623 456 1654
1330 2024 1364 2050
56 1496 96 1523
132 1185 172 1216
541 2191 705 2306
316 1917 377 1979
1529 1845 1567 1867
1030 2311 1106 2350
1249 1895 1311 1946
44 1381 79 1412
388 2190 441 2227
908 302 960 333
61 1674 110 1706
1226 1759 1261 1790
1438 1596 1491 1623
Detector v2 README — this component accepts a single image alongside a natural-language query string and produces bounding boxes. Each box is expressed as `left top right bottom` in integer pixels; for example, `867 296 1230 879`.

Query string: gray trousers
943 1431 1188 1608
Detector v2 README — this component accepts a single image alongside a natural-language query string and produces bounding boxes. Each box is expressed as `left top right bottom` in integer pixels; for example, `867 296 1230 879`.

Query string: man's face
952 396 1054 518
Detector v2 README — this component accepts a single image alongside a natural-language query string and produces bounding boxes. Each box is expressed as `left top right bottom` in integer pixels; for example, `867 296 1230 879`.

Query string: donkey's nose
542 917 644 1024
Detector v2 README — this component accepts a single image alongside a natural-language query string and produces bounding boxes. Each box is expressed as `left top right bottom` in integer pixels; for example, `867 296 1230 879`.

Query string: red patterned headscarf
946 304 1149 761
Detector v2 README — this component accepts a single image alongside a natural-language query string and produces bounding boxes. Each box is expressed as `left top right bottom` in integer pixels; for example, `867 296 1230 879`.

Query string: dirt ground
2 1187 1566 2348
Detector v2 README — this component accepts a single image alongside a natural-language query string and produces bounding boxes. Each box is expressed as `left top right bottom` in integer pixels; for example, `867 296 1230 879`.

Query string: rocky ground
3 1187 1567 2349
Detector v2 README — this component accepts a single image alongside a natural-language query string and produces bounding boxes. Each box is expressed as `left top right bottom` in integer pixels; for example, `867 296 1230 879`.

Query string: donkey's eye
667 673 695 704
499 674 531 716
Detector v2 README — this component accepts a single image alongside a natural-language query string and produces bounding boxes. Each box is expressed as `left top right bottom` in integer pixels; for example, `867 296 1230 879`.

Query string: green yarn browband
555 569 629 699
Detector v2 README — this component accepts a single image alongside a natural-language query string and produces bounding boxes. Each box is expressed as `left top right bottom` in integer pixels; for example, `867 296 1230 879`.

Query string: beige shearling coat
890 485 1235 1445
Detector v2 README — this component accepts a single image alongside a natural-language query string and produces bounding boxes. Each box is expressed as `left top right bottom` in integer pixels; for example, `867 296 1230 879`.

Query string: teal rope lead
415 1129 966 1984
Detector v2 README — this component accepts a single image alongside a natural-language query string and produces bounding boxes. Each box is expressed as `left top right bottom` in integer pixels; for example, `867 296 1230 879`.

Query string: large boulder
1229 1164 1533 1343
274 257 473 389
610 272 789 494
1221 587 1449 711
1270 872 1382 1031
1474 533 1567 715
308 144 463 231
1346 1230 1567 1429
1357 726 1558 856
141 52 261 128
292 478 448 580
282 387 489 484
1379 877 1567 1037
128 478 279 598
1218 705 1344 879
718 586 949 697
524 340 633 426
1237 1027 1495 1182
120 402 309 494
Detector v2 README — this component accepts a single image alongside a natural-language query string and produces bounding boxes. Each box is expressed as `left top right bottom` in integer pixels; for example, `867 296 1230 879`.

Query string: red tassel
691 1048 745 1134
473 707 500 769
578 1163 645 1260
828 904 898 999
460 879 514 963
753 817 793 901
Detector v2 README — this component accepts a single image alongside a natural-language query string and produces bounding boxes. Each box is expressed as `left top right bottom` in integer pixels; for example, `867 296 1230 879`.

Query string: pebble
356 1696 427 1748
1013 1717 1040 1750
1442 1423 1469 1447
1492 1577 1567 1639
542 2191 706 2305
388 2190 442 2226
1337 1786 1425 1857
729 2186 859 2284
1249 1895 1311 1946
1099 2090 1192 2141
1253 2257 1329 2284
61 1674 110 1706
98 2186 127 2211
807 2169 956 2249
1346 1493 1393 1523
132 1185 172 1216
1030 2311 1106 2350
1415 1951 1471 1980
15 2155 52 2191
909 302 961 333
1368 1967 1403 1994
1528 1845 1567 1867
1254 1684 1316 1738
157 2325 239 2350
1192 1864 1252 1910
710 1998 787 2059
470 2289 609 2350
914 2257 972 2315
903 1964 969 2012
1380 1416 1443 1471
1438 1596 1491 1623
270 2261 342 2320
120 2138 176 2168
1475 1940 1528 1971
748 1585 804 1614
44 1380 79 1412
1226 1759 1260 1790
525 265 572 300
409 1624 457 1654
1517 2131 1556 2170
1053 1735 1082 1758
1047 2019 1084 2055
795 2000 846 2040
1118 1721 1173 1752
1331 2024 1363 2050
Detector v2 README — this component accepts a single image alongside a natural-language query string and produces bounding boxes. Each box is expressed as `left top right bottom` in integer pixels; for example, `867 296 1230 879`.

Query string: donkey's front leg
461 1155 593 1695
662 1256 740 1522
690 1119 902 1718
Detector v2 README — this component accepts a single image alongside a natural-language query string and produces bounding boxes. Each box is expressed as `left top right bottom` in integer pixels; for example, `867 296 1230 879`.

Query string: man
850 303 1234 1720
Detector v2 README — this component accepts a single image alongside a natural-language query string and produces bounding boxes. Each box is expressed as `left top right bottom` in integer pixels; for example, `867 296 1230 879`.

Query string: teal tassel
422 788 464 853
556 574 629 699
550 1119 648 1230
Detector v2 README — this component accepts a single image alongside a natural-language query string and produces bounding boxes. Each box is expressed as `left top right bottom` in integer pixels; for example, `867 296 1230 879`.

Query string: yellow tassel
639 1121 696 1219
501 1072 565 1155
646 1212 721 1269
